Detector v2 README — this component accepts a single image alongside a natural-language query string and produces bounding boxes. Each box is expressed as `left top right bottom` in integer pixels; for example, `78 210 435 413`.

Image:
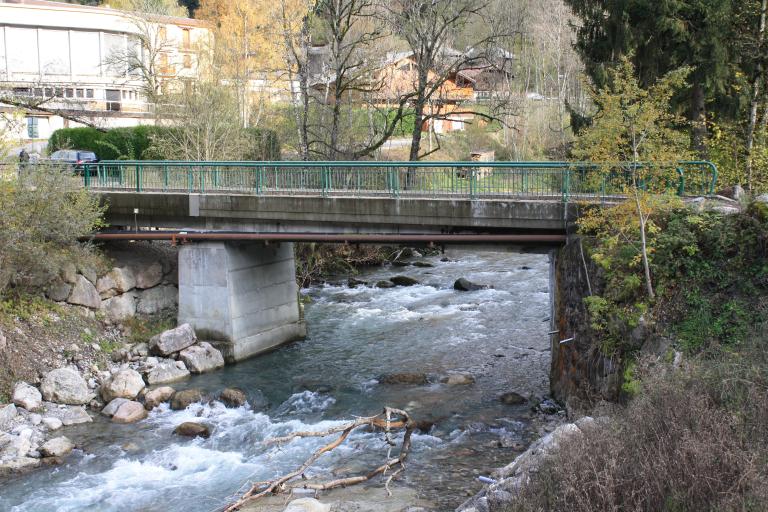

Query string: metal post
164 164 169 190
135 164 141 192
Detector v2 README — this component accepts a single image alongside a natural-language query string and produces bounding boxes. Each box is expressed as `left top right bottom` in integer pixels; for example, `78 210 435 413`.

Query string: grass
122 312 176 344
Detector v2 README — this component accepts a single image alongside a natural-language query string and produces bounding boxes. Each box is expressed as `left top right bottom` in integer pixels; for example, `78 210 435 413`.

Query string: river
0 248 552 511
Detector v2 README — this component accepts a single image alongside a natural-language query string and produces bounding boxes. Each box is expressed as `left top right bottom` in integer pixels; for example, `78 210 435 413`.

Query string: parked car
49 149 99 174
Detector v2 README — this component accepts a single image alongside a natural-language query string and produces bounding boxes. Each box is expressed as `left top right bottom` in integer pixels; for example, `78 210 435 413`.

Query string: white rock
40 368 91 405
112 401 147 424
146 360 190 385
67 275 102 309
0 456 40 475
40 436 74 457
29 414 42 426
12 382 42 411
180 342 225 374
40 403 92 426
283 498 331 512
101 369 145 401
0 329 6 351
149 324 197 356
101 398 130 417
42 417 63 430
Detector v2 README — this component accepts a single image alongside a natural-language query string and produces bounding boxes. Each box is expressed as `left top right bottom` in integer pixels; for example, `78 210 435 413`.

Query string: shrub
509 344 768 512
48 127 103 154
0 165 105 294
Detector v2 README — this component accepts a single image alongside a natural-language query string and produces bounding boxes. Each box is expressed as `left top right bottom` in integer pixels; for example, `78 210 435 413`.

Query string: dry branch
222 407 414 512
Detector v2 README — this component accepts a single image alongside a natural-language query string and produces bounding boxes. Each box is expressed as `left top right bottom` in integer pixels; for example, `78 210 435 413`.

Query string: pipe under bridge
82 160 718 362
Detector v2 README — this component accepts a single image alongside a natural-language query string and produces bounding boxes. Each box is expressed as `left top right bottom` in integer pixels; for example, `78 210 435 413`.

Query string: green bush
48 127 103 155
49 125 281 161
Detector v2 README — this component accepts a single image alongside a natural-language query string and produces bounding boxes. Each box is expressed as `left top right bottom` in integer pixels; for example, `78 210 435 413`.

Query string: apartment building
0 0 210 152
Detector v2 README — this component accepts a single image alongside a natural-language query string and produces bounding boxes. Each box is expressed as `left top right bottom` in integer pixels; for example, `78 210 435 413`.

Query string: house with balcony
0 0 210 153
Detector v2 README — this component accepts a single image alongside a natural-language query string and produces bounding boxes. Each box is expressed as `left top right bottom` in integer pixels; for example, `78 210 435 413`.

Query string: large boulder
144 386 176 410
136 285 177 315
0 403 18 430
40 436 74 458
40 403 92 426
0 457 40 476
101 293 136 323
441 373 475 386
67 275 102 309
12 382 42 411
170 389 204 410
135 262 163 289
218 387 247 408
40 368 91 405
112 401 148 424
146 360 190 385
149 324 197 356
500 392 527 405
379 373 429 385
101 398 130 417
454 278 487 292
179 342 225 374
97 267 136 297
46 278 73 302
101 369 145 402
173 422 211 439
390 275 420 287
136 285 179 315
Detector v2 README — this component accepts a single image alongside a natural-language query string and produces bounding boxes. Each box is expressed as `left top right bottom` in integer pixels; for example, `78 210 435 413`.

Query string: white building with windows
0 0 210 153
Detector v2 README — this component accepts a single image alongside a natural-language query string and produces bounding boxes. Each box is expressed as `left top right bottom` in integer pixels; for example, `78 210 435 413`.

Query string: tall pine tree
564 0 734 156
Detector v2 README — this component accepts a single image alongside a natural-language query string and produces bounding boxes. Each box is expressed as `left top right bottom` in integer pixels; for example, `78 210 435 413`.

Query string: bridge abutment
178 241 306 363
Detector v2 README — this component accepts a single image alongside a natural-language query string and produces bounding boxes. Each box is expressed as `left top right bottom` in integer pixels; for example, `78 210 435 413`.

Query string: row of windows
11 86 141 101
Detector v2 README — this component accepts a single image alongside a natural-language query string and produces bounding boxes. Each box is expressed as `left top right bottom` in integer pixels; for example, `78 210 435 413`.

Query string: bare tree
151 82 247 160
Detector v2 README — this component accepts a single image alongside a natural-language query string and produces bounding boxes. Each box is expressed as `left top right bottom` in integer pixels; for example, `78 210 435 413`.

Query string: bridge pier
178 241 306 363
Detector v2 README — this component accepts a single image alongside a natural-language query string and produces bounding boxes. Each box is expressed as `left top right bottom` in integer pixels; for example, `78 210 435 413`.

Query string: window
27 117 39 139
33 88 43 97
183 54 191 69
76 89 84 98
158 27 167 42
13 87 31 96
182 28 190 50
54 88 63 97
86 89 94 98
44 88 53 97
122 90 127 99
65 88 74 98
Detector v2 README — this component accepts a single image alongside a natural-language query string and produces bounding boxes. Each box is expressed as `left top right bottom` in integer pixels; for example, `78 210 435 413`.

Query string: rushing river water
0 249 552 512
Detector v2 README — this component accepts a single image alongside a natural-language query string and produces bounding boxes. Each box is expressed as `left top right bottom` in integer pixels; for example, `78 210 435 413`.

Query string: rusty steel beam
87 231 566 244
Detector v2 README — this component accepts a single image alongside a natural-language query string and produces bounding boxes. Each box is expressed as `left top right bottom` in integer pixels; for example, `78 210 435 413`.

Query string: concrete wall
101 192 574 234
178 241 306 362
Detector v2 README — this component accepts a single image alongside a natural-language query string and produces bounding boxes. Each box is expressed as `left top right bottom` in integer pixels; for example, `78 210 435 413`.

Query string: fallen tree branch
222 407 414 511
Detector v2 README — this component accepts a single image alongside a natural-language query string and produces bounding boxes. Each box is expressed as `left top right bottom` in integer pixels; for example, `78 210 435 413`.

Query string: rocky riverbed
1 248 565 511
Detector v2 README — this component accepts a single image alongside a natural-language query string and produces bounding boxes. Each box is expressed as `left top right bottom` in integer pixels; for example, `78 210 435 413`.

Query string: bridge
82 160 717 362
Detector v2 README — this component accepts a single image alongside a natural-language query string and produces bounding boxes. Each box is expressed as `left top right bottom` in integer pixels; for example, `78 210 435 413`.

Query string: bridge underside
100 191 572 362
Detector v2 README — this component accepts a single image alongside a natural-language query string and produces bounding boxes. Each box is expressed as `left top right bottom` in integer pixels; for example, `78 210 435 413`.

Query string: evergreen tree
564 0 734 156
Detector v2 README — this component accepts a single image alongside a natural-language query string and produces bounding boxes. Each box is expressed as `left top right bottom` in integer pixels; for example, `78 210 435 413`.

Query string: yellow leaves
198 0 311 77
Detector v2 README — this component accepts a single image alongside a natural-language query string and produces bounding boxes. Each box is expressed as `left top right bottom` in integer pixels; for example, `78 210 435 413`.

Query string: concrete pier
178 241 306 362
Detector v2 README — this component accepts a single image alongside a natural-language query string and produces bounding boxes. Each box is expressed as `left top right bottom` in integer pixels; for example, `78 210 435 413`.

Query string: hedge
48 126 281 161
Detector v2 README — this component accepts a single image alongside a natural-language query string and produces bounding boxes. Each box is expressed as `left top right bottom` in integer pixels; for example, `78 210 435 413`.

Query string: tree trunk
691 80 708 158
746 0 767 191
634 188 655 300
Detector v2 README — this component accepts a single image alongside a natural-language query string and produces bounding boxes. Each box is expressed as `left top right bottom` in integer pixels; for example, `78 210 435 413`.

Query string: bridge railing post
135 164 142 193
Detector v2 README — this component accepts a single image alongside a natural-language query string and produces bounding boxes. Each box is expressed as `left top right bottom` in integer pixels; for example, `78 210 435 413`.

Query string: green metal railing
80 160 718 201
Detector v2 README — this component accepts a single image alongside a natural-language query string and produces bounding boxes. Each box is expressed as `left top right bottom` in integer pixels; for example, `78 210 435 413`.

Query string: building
308 48 513 134
0 0 210 153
